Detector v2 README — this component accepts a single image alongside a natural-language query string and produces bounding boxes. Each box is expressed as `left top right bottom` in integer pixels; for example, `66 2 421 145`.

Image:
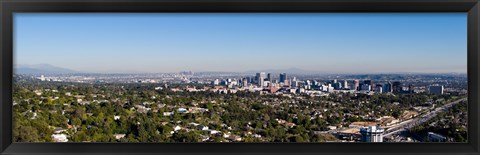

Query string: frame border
1 0 479 155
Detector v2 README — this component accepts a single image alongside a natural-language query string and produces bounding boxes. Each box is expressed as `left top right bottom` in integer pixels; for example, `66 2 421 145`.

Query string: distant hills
13 64 466 75
15 64 78 74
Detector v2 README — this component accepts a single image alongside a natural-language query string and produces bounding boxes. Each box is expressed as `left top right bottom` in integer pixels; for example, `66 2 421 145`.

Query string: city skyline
15 13 467 74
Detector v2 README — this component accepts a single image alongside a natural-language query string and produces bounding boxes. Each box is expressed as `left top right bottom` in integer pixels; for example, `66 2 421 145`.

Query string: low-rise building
113 134 126 140
51 134 68 142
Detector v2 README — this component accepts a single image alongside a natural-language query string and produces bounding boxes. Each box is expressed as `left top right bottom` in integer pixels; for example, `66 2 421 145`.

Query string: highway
383 97 467 139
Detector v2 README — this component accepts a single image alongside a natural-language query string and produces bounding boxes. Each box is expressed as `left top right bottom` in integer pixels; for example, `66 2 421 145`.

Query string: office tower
361 84 371 91
332 79 337 84
305 80 311 86
256 72 266 87
284 79 290 86
264 80 271 87
292 81 299 87
429 85 444 95
354 80 360 91
242 78 248 87
267 73 272 81
375 84 383 93
256 73 260 82
213 79 220 85
333 82 341 90
343 80 349 89
393 81 402 93
221 79 228 86
360 126 384 142
383 82 392 93
280 73 287 83
364 80 373 86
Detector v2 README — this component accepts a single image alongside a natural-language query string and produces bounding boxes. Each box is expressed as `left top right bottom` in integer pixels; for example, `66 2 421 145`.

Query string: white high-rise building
213 79 220 85
360 126 384 142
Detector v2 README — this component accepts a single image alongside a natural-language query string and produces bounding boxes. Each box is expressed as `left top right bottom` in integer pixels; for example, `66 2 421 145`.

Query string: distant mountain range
15 64 79 74
13 64 465 75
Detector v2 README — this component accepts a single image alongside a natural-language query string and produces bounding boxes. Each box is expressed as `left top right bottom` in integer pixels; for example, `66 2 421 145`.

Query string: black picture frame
1 0 479 155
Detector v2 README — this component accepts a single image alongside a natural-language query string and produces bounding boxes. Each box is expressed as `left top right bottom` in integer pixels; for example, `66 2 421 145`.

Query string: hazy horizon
14 13 467 74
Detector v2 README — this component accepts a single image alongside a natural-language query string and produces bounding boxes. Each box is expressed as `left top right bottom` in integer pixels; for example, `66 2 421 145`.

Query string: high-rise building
429 85 444 95
343 80 349 89
305 80 311 86
213 79 220 85
256 72 266 87
246 77 252 83
353 80 360 91
292 81 299 87
284 79 290 87
360 126 384 142
383 82 392 93
221 79 228 86
375 84 383 93
267 73 272 81
242 78 248 87
360 84 371 91
393 81 402 93
280 73 287 83
333 82 341 90
364 80 373 87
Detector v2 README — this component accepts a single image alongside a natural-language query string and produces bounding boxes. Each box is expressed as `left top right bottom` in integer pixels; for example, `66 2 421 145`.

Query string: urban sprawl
13 71 468 143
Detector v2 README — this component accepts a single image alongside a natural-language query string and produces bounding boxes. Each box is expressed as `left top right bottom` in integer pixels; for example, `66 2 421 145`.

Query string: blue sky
14 13 467 73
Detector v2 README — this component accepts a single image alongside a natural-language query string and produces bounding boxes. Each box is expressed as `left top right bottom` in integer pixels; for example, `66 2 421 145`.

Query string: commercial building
383 82 392 93
280 73 287 83
375 85 383 93
51 134 68 142
242 78 248 87
256 72 266 87
353 80 360 91
393 81 402 93
429 85 444 95
213 79 220 85
343 80 349 89
360 126 384 142
360 84 371 91
363 80 373 86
